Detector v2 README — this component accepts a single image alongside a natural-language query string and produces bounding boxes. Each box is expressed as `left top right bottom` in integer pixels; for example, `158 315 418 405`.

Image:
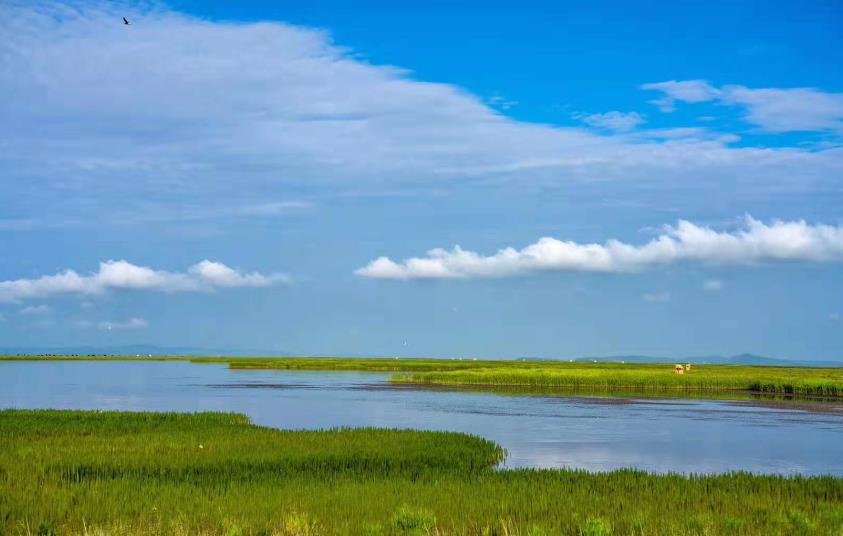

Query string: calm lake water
2 360 842 475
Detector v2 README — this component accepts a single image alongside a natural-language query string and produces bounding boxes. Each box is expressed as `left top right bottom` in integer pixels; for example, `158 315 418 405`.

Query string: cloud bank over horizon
356 217 843 280
1 1 842 231
0 260 290 303
1 1 841 359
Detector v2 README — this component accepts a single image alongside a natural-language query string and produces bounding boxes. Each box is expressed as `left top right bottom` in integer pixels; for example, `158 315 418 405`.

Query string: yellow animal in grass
685 363 692 371
674 364 685 375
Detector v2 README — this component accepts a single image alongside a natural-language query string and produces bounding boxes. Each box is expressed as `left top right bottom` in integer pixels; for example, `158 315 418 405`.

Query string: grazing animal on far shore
674 364 685 375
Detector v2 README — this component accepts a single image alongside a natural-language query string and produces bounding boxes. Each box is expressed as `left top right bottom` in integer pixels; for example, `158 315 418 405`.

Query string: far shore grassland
2 410 843 536
3 355 843 399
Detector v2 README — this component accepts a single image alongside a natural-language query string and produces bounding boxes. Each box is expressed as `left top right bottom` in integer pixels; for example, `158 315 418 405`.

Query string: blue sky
1 0 842 359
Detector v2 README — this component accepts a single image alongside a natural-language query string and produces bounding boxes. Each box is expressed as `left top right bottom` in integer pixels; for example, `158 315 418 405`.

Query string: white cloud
189 260 290 287
355 216 843 280
720 86 843 133
99 317 148 331
0 1 841 228
18 304 52 315
641 80 721 112
0 260 289 302
703 279 723 291
643 80 843 132
642 292 671 303
574 111 645 132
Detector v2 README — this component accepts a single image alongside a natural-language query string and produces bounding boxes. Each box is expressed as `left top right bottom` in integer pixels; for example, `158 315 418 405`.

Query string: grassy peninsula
2 410 842 536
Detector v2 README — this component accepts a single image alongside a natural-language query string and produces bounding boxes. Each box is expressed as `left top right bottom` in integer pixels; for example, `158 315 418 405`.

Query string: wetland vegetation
209 357 843 399
390 362 843 398
2 410 843 536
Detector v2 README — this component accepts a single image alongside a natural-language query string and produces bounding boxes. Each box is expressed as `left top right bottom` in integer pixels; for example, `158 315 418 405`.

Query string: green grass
2 410 843 536
391 362 843 397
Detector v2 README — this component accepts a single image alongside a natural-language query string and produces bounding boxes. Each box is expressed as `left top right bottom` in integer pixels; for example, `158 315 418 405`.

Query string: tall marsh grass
2 410 842 535
392 362 843 398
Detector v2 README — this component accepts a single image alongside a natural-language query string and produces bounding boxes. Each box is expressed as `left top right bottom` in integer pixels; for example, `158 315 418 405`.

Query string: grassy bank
392 363 843 398
2 410 842 536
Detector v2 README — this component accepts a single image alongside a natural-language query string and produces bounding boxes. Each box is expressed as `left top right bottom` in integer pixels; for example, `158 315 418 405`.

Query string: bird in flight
123 17 131 25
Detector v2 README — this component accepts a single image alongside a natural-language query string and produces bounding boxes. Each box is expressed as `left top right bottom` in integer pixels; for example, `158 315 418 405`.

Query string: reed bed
2 410 842 535
391 363 843 398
